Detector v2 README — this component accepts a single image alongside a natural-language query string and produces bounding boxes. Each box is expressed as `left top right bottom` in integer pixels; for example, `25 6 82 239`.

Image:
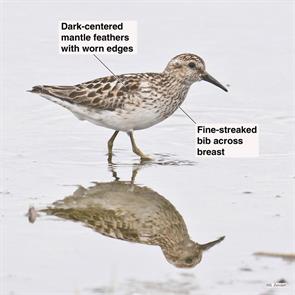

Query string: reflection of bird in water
38 166 224 268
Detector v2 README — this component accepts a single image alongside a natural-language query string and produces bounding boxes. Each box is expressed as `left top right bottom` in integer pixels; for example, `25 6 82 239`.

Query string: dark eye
188 62 196 69
185 257 193 264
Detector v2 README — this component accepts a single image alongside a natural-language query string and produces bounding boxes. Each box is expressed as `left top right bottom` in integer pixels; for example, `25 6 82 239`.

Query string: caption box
59 21 137 55
196 123 259 158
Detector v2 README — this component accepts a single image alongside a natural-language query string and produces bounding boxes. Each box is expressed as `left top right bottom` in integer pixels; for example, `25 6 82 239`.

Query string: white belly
41 93 162 131
78 107 162 131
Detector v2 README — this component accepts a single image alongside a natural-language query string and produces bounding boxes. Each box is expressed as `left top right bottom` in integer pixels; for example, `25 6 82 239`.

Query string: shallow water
2 107 294 295
1 1 294 295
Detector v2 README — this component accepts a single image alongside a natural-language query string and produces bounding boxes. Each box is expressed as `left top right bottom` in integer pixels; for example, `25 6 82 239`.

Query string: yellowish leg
127 131 152 160
107 131 119 161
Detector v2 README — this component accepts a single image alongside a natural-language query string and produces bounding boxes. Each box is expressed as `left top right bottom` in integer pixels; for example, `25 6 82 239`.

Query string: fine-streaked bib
29 53 228 160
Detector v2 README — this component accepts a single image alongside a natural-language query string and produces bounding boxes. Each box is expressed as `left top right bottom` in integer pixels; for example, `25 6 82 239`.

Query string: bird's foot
133 149 153 161
140 155 153 161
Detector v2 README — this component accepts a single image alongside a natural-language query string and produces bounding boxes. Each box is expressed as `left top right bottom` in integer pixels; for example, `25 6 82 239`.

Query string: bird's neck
161 238 195 261
155 219 191 250
157 73 191 117
163 69 195 87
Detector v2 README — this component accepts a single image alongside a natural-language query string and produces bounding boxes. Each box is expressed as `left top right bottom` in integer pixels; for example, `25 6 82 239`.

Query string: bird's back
42 181 189 246
29 73 163 111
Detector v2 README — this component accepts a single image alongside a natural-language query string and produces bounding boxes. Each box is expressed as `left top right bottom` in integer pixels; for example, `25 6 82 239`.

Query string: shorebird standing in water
29 53 227 160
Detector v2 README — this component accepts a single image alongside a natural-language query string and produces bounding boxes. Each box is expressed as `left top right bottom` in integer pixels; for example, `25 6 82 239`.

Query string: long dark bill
202 72 228 92
200 236 225 251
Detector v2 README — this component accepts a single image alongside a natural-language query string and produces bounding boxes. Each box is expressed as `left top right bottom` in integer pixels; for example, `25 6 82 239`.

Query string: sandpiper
39 169 225 268
29 53 227 160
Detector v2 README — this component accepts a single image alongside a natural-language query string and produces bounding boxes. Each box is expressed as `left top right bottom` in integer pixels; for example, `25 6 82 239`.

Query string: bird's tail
27 85 44 94
28 85 76 102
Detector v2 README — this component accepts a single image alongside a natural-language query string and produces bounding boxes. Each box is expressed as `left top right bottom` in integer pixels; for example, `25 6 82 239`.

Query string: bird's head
162 236 225 268
164 53 227 92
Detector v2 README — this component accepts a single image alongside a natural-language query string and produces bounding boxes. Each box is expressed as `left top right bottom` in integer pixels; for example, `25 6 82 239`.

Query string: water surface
1 1 294 294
